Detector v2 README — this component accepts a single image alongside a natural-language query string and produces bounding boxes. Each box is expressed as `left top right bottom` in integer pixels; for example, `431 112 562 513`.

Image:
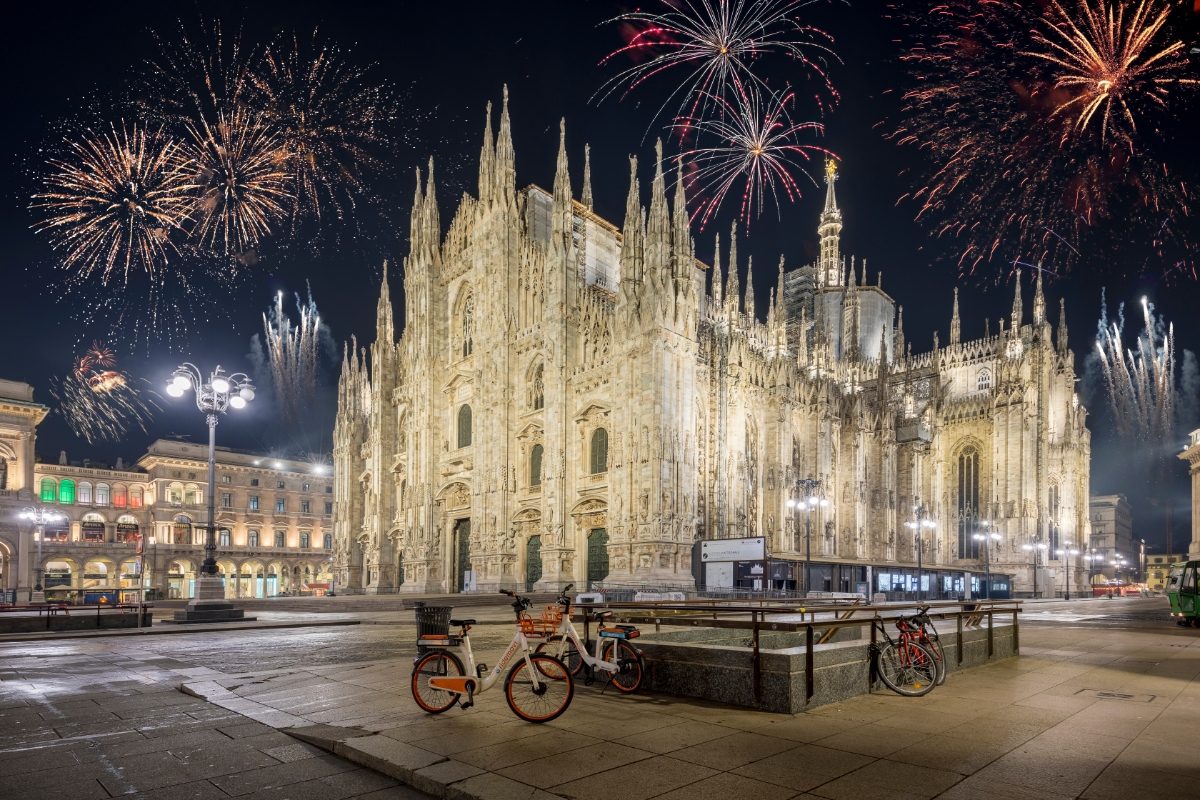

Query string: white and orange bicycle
410 590 574 723
535 584 645 693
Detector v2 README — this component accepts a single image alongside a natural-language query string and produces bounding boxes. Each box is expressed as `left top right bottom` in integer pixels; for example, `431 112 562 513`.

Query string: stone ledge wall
0 611 152 634
638 623 1017 713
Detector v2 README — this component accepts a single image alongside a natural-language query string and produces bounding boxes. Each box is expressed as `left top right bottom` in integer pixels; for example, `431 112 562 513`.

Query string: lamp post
1022 538 1048 598
19 506 67 602
787 478 828 596
1112 556 1127 594
1083 551 1102 596
905 504 936 601
166 364 254 621
972 521 1002 599
1056 544 1081 600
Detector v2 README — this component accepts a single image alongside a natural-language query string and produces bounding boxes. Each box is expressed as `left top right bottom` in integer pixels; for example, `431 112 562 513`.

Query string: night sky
1 1 1197 551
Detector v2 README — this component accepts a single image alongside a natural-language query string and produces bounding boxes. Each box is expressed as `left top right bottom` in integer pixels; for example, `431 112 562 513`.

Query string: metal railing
572 598 1021 704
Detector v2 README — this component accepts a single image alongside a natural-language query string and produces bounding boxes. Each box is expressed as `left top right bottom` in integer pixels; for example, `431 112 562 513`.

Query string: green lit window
40 478 56 503
58 479 76 505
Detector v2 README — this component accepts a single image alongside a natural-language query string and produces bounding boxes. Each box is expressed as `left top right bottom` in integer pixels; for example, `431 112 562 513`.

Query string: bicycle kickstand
459 683 475 711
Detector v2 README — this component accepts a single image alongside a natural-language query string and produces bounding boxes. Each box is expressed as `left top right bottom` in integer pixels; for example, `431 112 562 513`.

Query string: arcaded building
332 91 1092 598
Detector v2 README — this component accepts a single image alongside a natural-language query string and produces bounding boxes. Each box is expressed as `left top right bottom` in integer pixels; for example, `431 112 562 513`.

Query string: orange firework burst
1026 0 1199 146
31 123 195 285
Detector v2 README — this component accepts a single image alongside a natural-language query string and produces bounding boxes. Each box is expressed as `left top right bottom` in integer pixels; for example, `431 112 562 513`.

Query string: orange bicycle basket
518 605 563 638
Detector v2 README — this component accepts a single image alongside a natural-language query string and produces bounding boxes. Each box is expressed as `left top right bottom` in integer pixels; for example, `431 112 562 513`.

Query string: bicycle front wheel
505 654 574 722
876 641 937 697
925 634 947 685
534 634 582 676
600 640 644 693
411 650 465 714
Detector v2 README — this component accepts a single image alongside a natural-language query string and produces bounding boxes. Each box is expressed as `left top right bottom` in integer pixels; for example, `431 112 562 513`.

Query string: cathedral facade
331 90 1092 597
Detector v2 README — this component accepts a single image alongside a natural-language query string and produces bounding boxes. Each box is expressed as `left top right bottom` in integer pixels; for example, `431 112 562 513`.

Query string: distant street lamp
905 504 936 601
1056 544 1081 600
1084 551 1103 595
165 364 254 578
19 506 67 601
973 521 1002 599
787 478 828 595
1022 538 1049 598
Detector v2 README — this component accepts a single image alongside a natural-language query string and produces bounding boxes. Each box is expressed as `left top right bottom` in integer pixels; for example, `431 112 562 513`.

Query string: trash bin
413 602 452 638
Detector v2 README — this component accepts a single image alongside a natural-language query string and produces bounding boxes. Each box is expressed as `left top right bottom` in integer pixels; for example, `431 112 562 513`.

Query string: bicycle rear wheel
600 640 644 693
505 655 574 722
411 650 465 713
875 640 937 697
534 634 582 676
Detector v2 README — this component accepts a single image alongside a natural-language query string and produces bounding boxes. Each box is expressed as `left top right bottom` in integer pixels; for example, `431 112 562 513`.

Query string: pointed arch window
461 294 475 358
457 404 473 448
956 445 980 559
530 444 544 487
977 368 992 391
589 428 609 475
1049 483 1061 552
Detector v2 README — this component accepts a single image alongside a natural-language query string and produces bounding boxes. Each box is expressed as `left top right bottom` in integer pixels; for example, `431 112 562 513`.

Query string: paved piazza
1 597 1199 799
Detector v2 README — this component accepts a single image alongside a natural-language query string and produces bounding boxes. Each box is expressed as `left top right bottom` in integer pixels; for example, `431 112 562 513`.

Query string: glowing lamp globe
229 395 246 409
211 377 231 394
166 383 185 398
239 386 255 402
171 374 190 391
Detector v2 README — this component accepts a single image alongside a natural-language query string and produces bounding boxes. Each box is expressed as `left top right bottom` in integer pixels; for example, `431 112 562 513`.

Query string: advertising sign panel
700 537 766 562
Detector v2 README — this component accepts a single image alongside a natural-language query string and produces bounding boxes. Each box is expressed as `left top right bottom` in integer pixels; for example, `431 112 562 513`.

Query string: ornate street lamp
19 505 67 601
1083 551 1103 595
905 504 936 601
1022 538 1049 598
166 364 253 620
973 520 1002 599
787 478 828 595
1056 544 1081 600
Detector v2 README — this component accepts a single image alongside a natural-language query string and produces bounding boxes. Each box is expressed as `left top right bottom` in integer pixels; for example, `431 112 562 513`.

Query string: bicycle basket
414 604 452 638
518 611 559 638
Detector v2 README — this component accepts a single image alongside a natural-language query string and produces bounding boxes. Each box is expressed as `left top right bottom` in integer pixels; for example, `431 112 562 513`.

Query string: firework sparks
261 287 326 427
30 123 195 285
251 30 398 232
1094 291 1176 444
51 343 159 444
889 0 1199 277
596 0 839 134
184 103 292 258
1026 0 1199 146
676 85 829 227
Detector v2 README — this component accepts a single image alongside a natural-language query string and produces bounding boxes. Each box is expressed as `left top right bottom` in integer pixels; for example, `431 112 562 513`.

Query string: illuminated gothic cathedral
331 89 1092 597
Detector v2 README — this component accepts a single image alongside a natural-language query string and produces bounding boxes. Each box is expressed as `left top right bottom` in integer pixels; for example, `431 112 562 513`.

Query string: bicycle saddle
450 618 475 626
590 610 612 621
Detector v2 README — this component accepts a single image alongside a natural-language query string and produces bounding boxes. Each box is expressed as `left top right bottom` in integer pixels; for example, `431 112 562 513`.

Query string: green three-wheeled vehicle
1166 561 1200 626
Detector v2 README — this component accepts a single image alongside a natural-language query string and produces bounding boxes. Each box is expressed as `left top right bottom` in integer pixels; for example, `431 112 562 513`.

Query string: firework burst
597 0 839 135
890 0 1199 277
260 287 327 428
30 123 195 285
184 103 292 258
676 85 829 227
51 342 159 444
251 30 398 233
1094 292 1176 449
1026 0 1199 147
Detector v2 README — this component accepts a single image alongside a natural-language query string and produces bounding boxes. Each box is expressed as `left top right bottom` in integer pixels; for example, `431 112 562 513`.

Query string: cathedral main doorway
525 535 542 591
587 528 609 588
453 518 471 592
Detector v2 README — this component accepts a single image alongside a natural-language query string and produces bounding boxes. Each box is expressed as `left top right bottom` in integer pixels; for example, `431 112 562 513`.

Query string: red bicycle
869 611 940 696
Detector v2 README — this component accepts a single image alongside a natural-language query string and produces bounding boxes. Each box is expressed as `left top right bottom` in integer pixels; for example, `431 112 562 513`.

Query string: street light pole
905 504 936 602
166 364 254 622
973 520 1001 600
1022 538 1048 598
787 478 825 595
19 506 66 602
1056 544 1080 600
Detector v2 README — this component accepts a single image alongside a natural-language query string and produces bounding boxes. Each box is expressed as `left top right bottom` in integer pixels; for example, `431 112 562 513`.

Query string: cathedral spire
711 231 723 306
1011 275 1024 330
744 255 755 319
818 157 843 287
725 221 739 312
477 101 494 203
672 158 690 272
798 305 810 364
1057 297 1069 356
1033 266 1046 325
582 144 593 210
553 119 570 205
895 305 905 357
950 288 961 346
775 255 787 324
376 261 394 344
648 138 670 244
423 157 439 247
495 85 515 199
620 155 642 282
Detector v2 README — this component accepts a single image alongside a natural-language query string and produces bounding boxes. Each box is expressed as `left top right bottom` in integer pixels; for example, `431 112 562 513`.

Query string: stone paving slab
179 624 1200 800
